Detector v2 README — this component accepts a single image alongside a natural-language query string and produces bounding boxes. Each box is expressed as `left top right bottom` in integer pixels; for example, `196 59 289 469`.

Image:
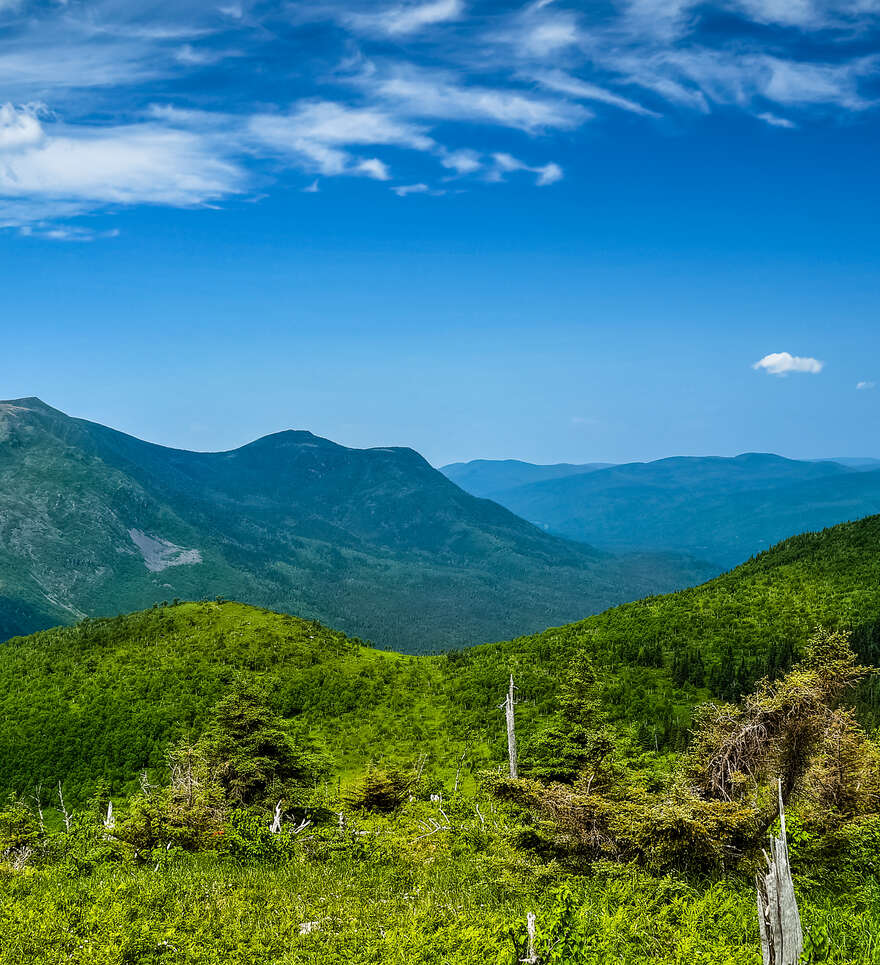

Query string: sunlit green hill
2 513 880 802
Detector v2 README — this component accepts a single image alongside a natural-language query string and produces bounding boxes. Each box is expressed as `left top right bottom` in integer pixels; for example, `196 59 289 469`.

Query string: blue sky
1 0 878 465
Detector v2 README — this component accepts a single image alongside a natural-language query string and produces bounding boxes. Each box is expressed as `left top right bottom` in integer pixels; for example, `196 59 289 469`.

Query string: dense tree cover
3 513 880 803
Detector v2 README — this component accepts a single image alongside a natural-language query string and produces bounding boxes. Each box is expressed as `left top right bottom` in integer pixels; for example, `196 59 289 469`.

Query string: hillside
2 513 880 801
0 398 712 651
440 458 612 500
477 452 880 568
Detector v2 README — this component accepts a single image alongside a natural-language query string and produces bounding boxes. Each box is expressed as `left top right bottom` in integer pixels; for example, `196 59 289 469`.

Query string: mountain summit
0 398 712 650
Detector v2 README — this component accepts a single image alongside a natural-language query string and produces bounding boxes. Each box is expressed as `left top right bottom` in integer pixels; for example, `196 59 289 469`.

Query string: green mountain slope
0 398 712 651
440 458 612 500
2 513 880 801
480 452 880 567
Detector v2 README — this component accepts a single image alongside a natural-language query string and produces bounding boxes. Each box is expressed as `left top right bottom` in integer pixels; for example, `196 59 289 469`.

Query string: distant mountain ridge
449 452 880 568
0 398 713 650
440 459 613 500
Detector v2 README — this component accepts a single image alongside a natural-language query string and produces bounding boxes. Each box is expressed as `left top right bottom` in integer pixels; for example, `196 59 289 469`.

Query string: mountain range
444 453 880 568
0 398 712 651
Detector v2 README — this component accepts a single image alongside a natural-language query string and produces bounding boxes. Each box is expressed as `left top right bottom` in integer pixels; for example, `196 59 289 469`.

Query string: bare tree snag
271 800 283 834
56 782 71 832
500 675 518 779
523 911 539 964
756 779 803 965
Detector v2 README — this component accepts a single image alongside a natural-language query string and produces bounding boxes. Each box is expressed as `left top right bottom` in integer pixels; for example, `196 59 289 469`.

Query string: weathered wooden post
756 779 803 965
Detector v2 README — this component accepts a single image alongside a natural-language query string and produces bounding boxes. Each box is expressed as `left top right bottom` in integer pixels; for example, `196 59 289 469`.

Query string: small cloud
490 152 563 186
302 179 320 193
440 148 482 175
753 352 824 376
536 161 563 185
393 182 430 196
355 157 391 180
857 380 876 391
19 224 120 242
757 111 797 129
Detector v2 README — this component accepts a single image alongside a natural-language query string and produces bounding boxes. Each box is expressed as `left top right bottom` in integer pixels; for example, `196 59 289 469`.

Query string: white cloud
500 3 583 58
249 100 439 180
753 352 824 375
730 0 880 31
759 55 877 110
348 0 463 36
439 148 482 174
0 104 245 208
0 102 44 150
19 224 120 242
368 65 590 132
757 111 797 128
532 69 660 117
355 157 391 180
490 152 563 185
857 380 876 390
393 182 430 196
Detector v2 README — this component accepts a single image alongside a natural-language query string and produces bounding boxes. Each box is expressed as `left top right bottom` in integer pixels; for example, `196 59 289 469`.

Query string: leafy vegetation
3 513 880 960
1 633 879 963
3 513 880 804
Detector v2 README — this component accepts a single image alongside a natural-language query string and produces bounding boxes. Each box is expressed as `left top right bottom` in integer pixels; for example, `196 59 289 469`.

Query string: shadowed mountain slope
0 398 711 651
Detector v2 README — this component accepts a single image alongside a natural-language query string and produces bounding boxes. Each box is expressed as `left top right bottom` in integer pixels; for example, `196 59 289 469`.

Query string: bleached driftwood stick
756 779 803 965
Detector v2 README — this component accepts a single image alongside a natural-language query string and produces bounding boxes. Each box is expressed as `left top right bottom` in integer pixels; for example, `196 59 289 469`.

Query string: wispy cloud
1 0 879 231
757 111 797 128
753 352 824 375
531 69 659 117
490 152 563 185
393 182 430 196
365 64 590 132
248 100 435 179
347 0 463 37
857 380 876 390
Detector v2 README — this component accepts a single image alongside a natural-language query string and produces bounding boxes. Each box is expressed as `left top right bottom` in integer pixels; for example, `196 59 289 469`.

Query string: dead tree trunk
756 779 803 965
502 675 518 779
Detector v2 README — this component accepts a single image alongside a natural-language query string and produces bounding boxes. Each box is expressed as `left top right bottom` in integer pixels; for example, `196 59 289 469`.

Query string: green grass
2 804 878 965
